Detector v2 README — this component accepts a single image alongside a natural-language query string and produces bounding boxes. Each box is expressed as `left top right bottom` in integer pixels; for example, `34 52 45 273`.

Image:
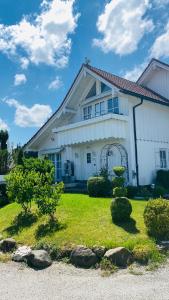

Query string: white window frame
159 149 168 169
83 105 92 120
107 97 119 114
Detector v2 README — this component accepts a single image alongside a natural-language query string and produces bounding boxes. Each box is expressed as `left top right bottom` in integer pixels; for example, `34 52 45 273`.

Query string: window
160 150 167 169
107 97 119 114
95 101 105 117
83 105 92 120
101 82 111 93
86 82 96 99
87 153 91 164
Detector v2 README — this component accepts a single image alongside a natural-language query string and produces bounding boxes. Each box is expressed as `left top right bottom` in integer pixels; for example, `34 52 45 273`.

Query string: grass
0 194 155 251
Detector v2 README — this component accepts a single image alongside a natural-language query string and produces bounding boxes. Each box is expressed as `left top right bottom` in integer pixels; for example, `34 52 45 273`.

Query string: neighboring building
24 59 169 186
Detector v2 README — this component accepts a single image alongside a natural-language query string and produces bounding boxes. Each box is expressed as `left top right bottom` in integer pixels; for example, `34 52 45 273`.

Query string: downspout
133 97 143 186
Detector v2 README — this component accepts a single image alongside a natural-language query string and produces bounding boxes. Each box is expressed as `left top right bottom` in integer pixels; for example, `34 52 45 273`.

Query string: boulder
70 246 98 268
0 238 16 252
92 246 106 259
104 247 132 267
12 246 32 262
27 250 52 269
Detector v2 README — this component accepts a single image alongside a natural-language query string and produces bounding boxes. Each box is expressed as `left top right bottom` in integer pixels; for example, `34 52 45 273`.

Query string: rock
0 238 16 252
12 246 32 262
92 246 106 259
27 250 52 269
70 246 98 268
157 241 169 252
104 247 133 267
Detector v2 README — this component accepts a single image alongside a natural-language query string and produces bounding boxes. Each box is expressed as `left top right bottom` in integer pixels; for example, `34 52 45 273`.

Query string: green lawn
0 194 154 250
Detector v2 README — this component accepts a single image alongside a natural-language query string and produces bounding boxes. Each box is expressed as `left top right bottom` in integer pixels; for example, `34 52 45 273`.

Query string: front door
84 150 94 180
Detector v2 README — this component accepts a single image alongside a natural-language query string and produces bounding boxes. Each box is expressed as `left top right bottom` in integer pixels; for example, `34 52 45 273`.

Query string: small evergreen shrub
153 185 166 198
133 244 153 264
87 176 112 197
113 166 126 177
144 198 169 240
156 170 169 189
112 177 125 188
110 197 132 222
113 187 127 197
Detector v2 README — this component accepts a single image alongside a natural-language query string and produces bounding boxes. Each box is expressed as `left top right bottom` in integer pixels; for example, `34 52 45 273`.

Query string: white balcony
53 113 128 147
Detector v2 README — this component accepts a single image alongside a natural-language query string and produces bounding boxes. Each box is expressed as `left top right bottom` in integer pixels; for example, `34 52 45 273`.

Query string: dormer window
86 82 96 99
83 105 92 120
107 97 119 114
101 82 111 93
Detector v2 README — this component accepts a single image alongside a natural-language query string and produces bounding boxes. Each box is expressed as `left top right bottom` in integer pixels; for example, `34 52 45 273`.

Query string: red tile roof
86 64 169 105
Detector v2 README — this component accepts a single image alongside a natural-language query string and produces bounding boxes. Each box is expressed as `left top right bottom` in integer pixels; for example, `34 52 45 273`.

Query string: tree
6 166 39 213
0 130 9 150
12 145 24 166
0 130 10 174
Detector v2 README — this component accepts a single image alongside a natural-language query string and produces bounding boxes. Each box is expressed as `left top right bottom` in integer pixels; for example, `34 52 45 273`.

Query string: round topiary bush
110 197 132 222
112 176 125 188
144 198 169 240
87 176 112 197
113 166 126 177
113 187 127 197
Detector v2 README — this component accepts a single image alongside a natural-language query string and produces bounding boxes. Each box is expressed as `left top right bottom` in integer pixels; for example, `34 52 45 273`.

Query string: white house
24 58 169 186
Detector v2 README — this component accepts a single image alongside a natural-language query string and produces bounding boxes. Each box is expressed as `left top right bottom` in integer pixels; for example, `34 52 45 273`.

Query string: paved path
0 262 169 300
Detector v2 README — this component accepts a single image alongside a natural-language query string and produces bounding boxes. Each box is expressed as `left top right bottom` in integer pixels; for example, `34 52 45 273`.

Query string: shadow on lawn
5 212 38 235
35 219 67 239
115 218 140 234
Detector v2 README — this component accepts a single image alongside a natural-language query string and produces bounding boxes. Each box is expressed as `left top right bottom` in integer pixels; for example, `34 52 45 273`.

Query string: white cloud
93 0 154 55
5 98 52 128
0 0 79 68
124 62 147 81
0 118 9 131
48 76 63 90
150 21 169 59
14 74 27 86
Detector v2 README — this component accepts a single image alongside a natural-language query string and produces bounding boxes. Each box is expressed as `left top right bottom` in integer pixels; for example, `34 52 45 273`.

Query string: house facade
24 59 169 186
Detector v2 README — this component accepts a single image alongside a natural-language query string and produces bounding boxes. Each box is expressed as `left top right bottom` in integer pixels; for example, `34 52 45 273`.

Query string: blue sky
0 0 169 146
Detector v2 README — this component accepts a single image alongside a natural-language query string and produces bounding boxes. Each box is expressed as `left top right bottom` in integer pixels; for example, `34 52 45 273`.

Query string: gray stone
12 246 32 262
104 247 133 267
27 250 52 269
70 246 98 268
92 246 106 259
0 238 16 252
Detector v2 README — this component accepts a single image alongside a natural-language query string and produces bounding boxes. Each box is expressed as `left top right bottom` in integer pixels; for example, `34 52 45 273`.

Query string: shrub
35 181 64 221
153 185 166 198
112 177 125 188
87 176 112 197
113 187 127 197
0 183 9 208
144 199 169 240
127 185 138 198
113 166 126 177
156 170 169 189
110 197 132 222
6 166 40 213
133 244 154 264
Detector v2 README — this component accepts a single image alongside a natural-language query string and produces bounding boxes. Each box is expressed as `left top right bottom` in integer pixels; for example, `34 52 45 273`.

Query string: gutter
133 97 144 186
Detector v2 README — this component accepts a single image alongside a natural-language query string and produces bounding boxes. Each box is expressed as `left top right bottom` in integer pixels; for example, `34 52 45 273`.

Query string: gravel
0 261 169 300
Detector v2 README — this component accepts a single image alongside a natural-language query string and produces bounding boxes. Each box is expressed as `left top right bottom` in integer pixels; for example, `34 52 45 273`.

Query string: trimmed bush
113 166 126 177
110 197 132 222
153 185 166 198
87 176 112 197
144 198 169 240
112 177 125 188
113 187 127 197
156 170 169 189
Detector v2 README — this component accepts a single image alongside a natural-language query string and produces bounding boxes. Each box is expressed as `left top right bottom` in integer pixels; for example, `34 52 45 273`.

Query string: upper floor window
101 82 111 93
95 101 105 117
83 105 92 120
160 149 167 169
86 82 96 99
87 153 92 164
107 97 119 114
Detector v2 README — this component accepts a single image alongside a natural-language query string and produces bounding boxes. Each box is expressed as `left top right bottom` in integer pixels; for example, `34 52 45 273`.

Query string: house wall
145 68 169 100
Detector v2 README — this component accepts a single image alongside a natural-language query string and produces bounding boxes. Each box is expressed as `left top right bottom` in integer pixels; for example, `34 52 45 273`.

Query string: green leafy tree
6 166 39 214
0 130 10 174
0 130 9 150
12 145 24 166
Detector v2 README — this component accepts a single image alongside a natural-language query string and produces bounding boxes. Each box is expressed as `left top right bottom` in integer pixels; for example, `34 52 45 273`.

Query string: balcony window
108 97 119 114
95 101 105 117
83 105 92 120
101 82 111 93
